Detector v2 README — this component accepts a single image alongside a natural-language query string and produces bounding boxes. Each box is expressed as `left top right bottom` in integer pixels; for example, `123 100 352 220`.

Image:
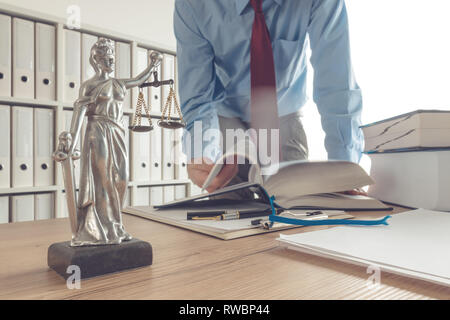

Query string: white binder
136 187 150 206
0 105 10 188
124 187 132 207
0 14 11 97
61 190 69 218
115 42 131 109
175 185 186 200
174 128 188 180
63 29 81 103
136 47 149 103
34 193 54 220
149 61 161 111
123 114 130 150
161 54 176 181
12 106 33 187
0 196 8 224
11 194 34 222
162 128 175 180
150 187 163 206
12 18 34 99
150 124 162 181
132 130 150 182
123 114 131 178
64 110 81 183
190 183 205 196
35 23 56 100
81 33 97 82
34 108 54 186
163 186 175 204
162 54 175 109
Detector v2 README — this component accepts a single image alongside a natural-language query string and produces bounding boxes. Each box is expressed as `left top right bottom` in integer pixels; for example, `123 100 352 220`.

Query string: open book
157 156 391 211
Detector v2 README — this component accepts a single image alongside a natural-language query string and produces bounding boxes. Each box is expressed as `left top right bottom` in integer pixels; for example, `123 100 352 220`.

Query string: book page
264 160 374 200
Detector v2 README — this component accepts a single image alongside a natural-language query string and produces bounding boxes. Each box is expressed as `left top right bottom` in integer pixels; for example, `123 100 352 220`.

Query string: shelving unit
0 3 193 223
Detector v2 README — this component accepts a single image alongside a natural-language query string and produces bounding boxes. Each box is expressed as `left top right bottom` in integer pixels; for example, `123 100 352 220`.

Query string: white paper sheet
278 209 450 286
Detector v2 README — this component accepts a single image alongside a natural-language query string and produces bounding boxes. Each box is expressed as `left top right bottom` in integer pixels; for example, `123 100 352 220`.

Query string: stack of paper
368 150 450 210
278 209 450 287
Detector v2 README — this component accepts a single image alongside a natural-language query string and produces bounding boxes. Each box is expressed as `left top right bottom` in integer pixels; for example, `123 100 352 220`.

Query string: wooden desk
0 207 449 300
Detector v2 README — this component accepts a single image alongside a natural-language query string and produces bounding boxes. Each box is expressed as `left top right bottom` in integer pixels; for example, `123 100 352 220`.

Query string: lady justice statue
54 38 163 247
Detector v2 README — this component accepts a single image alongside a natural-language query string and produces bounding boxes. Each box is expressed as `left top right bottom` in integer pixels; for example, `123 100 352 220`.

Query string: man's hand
187 157 239 193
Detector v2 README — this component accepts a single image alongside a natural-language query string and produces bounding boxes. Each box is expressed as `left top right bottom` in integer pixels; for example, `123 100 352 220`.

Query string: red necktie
250 0 281 162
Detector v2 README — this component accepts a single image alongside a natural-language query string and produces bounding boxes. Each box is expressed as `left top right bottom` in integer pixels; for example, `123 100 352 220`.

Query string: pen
250 211 327 226
187 209 271 221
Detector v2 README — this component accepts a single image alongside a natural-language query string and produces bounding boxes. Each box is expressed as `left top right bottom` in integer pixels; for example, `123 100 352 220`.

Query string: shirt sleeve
174 0 223 163
307 0 364 163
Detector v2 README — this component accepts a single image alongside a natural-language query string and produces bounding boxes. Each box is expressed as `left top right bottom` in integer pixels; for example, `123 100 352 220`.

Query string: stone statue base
47 239 153 280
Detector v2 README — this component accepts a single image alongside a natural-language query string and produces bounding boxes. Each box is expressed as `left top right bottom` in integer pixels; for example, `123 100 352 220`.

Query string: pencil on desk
187 209 271 221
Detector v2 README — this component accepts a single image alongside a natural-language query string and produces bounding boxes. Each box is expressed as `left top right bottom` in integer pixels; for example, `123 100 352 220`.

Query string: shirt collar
234 0 283 16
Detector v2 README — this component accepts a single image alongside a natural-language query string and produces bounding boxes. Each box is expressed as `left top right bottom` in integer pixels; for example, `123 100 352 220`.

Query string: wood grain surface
0 207 449 300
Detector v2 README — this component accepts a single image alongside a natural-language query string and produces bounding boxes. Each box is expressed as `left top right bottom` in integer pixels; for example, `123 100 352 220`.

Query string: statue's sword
53 132 80 238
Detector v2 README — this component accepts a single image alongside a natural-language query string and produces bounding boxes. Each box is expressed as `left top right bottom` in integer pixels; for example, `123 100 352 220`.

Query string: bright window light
303 0 450 166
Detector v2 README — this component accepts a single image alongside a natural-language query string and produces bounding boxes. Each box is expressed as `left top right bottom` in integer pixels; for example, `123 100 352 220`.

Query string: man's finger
206 163 238 193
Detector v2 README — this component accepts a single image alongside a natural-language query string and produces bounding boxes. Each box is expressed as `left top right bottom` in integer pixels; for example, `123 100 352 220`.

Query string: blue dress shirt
174 0 364 163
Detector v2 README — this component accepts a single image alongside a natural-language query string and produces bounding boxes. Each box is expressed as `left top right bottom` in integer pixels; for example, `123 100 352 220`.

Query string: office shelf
0 185 61 195
0 4 191 222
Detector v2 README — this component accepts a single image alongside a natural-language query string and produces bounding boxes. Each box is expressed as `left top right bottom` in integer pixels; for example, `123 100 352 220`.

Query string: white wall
0 0 176 49
302 0 450 162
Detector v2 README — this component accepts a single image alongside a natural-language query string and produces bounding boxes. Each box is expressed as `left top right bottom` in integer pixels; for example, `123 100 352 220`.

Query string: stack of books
361 110 450 211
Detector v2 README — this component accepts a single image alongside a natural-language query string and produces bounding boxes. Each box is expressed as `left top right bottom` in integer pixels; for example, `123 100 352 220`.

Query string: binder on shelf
64 110 81 183
63 29 81 103
124 187 132 207
132 128 150 182
0 14 11 97
162 53 175 109
175 185 186 200
115 42 132 109
60 190 69 218
150 124 162 181
174 128 188 180
12 18 35 99
34 108 54 186
0 196 8 224
161 54 176 181
11 194 34 222
0 105 10 188
81 33 98 82
162 128 175 180
190 182 205 196
12 106 34 187
123 114 131 177
34 193 54 220
123 114 130 151
35 23 56 100
163 186 175 204
136 47 149 103
149 57 161 111
150 187 163 206
136 187 150 206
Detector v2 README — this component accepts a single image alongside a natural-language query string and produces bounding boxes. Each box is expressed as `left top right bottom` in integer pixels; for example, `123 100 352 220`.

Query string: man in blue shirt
174 0 364 192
